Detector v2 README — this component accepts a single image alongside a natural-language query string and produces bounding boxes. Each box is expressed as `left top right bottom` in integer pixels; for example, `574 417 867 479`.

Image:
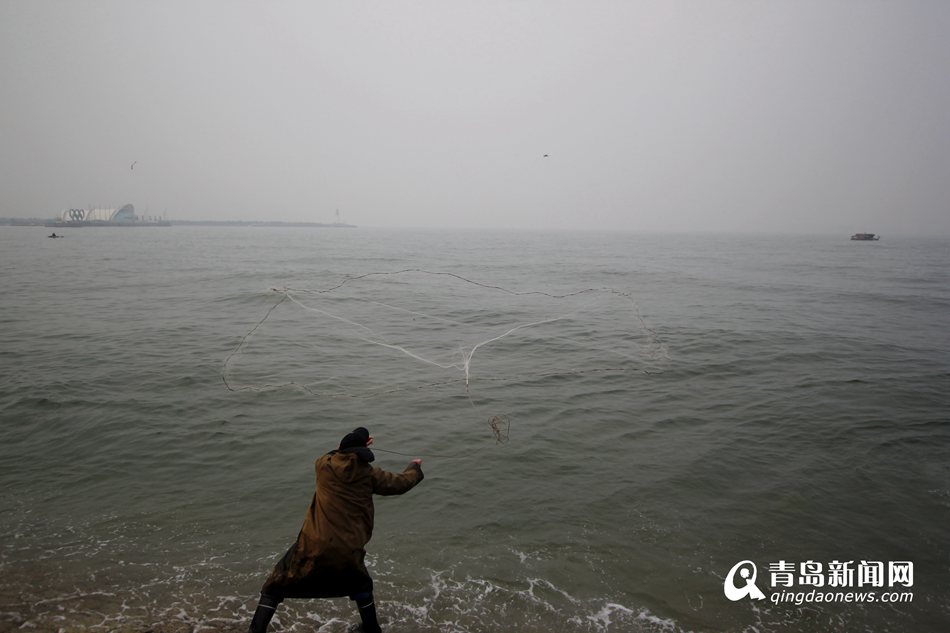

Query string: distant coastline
0 217 356 228
170 219 357 228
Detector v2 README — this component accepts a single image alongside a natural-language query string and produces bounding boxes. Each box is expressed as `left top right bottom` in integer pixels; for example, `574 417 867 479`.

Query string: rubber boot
354 593 382 633
249 593 282 633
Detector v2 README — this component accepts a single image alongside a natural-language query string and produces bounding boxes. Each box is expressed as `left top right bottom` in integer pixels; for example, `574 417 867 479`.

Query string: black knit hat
340 427 370 450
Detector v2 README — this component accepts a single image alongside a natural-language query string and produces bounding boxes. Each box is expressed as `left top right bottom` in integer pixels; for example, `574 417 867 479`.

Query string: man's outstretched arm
371 460 424 495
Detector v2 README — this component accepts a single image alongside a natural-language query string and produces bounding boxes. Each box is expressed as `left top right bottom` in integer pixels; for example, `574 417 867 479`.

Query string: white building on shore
48 204 169 227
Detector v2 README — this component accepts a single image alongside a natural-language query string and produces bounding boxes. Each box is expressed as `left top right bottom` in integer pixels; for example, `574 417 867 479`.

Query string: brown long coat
261 450 424 599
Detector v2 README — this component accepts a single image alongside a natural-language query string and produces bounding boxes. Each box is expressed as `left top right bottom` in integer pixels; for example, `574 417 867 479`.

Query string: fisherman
248 427 424 633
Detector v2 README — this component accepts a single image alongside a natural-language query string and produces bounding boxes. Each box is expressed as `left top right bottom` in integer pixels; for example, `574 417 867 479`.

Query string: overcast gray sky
2 1 948 234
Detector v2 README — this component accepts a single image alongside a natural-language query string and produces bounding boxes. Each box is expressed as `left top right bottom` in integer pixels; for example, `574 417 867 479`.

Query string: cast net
222 269 669 435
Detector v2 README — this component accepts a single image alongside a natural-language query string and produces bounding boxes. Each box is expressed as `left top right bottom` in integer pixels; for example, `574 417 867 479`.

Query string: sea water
0 226 947 632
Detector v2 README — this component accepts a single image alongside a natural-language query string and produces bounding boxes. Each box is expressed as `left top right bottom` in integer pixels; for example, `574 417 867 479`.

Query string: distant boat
47 233 64 238
850 233 880 241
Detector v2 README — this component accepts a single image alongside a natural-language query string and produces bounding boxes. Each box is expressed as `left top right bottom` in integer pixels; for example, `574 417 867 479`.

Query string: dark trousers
248 592 381 633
